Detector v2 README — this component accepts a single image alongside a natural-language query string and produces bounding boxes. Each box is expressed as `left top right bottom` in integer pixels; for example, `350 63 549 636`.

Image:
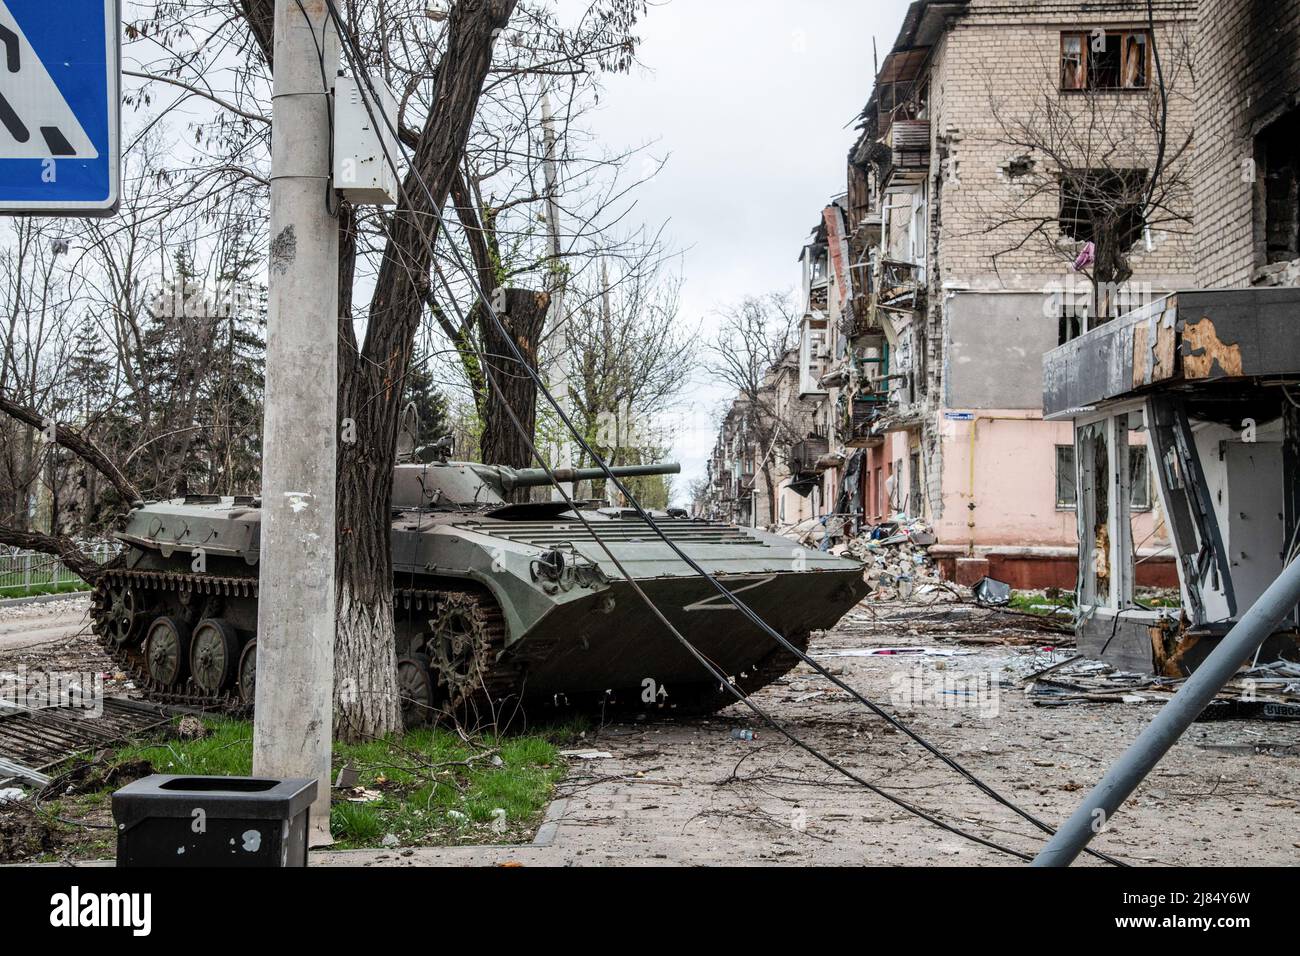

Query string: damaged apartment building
817 0 1200 585
1044 0 1300 675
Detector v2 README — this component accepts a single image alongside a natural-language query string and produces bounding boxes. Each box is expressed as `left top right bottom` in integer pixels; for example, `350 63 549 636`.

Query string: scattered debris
840 515 944 601
815 646 976 658
0 787 25 803
559 750 613 760
381 832 400 847
972 577 1012 607
730 729 756 741
176 715 209 740
334 763 360 789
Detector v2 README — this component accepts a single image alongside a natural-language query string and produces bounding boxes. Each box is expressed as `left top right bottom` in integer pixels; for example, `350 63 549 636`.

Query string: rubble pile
837 515 944 602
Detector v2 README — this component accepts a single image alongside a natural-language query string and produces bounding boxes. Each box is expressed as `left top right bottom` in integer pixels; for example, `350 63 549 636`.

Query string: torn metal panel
1043 287 1300 418
1147 395 1236 625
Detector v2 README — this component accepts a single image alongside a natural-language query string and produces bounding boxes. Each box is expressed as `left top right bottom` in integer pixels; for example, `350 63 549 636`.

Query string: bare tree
0 0 655 741
562 256 689 501
703 291 812 527
968 22 1196 317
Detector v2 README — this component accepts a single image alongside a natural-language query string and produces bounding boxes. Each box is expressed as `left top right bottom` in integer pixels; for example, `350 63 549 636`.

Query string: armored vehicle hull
92 462 868 724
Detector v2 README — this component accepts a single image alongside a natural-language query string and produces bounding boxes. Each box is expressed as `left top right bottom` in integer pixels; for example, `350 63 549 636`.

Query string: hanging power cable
320 0 1121 865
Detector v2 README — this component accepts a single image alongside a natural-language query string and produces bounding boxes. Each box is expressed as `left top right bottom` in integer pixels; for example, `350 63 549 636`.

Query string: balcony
843 394 889 448
789 437 830 474
890 119 930 169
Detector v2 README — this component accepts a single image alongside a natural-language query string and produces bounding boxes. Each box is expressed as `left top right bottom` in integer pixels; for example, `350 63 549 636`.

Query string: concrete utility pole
251 0 339 847
1033 556 1300 866
540 86 573 501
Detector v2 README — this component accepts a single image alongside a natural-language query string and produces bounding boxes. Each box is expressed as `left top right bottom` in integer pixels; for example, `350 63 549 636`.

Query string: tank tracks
92 568 808 723
91 568 510 723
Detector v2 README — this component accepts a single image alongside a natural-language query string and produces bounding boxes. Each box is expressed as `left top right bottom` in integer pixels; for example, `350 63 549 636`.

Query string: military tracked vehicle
92 454 869 724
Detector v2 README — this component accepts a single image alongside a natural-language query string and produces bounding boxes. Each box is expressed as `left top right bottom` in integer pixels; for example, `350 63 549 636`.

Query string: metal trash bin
112 775 316 867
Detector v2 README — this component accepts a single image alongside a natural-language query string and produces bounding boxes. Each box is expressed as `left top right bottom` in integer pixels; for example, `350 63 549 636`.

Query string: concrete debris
559 750 613 760
839 514 946 602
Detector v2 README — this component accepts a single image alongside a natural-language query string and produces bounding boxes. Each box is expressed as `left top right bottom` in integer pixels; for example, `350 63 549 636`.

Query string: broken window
909 450 922 515
1058 299 1086 345
1061 35 1084 89
1256 106 1300 266
1059 167 1148 251
1060 30 1150 91
1129 445 1151 511
1057 442 1150 511
1056 444 1078 508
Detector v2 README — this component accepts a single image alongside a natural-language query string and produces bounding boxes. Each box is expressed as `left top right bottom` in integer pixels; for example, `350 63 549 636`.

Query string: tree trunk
330 0 517 741
479 289 550 486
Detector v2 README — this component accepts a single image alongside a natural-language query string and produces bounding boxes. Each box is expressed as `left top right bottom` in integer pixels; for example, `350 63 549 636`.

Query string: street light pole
251 0 340 848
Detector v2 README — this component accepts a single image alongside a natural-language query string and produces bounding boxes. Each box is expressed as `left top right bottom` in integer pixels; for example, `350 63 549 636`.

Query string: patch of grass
329 724 564 850
30 715 568 857
0 581 90 599
1008 589 1076 616
116 718 253 776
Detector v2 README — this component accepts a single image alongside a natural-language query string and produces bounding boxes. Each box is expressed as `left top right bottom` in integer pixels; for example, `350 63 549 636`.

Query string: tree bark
0 524 120 583
331 0 517 741
479 289 550 483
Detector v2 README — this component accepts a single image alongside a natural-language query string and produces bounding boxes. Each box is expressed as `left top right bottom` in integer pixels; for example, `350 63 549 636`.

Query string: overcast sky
569 0 913 502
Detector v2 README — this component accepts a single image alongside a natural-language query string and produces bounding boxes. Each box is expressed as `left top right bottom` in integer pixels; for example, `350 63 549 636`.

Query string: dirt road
4 595 1297 866
319 601 1300 866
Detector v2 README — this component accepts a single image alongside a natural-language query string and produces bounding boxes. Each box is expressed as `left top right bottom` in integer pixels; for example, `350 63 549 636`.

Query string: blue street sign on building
0 0 119 215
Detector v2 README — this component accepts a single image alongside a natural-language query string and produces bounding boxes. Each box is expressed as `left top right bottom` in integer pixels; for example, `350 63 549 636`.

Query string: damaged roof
849 1 968 166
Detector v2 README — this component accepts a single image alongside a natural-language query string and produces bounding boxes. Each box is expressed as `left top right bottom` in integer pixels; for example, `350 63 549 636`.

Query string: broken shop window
1255 105 1300 267
1055 441 1150 511
1060 29 1150 91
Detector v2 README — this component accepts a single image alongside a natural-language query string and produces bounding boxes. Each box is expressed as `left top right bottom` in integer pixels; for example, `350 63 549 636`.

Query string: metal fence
0 544 116 597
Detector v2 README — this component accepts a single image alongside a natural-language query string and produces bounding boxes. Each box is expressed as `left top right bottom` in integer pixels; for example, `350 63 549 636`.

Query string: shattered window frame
1058 167 1149 247
1057 441 1153 511
1059 29 1151 91
1055 444 1078 509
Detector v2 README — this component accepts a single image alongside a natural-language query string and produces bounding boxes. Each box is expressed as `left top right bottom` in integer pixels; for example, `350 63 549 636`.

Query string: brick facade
931 0 1199 290
1194 0 1300 287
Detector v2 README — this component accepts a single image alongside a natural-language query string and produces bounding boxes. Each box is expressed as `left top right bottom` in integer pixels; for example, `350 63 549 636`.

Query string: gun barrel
507 462 681 489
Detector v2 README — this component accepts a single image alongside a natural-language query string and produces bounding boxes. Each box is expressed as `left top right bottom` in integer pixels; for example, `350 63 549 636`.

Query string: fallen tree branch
0 392 142 505
0 523 118 584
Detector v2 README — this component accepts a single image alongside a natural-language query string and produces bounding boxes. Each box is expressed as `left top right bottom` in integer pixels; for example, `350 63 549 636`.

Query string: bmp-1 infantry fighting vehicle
92 455 869 723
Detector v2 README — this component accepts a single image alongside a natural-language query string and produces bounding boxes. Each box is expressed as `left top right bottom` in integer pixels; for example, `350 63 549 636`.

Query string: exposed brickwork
930 1 1199 289
1194 0 1300 286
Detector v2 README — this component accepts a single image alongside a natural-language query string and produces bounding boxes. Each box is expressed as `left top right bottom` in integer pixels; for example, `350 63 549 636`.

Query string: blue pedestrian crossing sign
0 0 119 215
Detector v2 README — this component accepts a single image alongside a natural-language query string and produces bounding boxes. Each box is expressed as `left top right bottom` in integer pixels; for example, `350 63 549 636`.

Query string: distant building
823 0 1197 585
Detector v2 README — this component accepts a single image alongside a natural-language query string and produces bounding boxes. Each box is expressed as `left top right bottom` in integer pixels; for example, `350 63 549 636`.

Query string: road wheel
397 655 436 729
190 618 240 693
237 640 258 704
145 616 192 687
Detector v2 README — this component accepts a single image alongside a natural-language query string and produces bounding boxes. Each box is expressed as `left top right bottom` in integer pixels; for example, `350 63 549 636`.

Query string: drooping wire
320 0 1116 864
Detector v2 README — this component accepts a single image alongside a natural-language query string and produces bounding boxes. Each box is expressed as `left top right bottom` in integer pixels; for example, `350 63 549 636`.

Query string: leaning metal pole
1033 556 1300 866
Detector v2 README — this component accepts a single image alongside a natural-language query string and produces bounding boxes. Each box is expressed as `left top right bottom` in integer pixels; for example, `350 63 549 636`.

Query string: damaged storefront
1044 288 1300 675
